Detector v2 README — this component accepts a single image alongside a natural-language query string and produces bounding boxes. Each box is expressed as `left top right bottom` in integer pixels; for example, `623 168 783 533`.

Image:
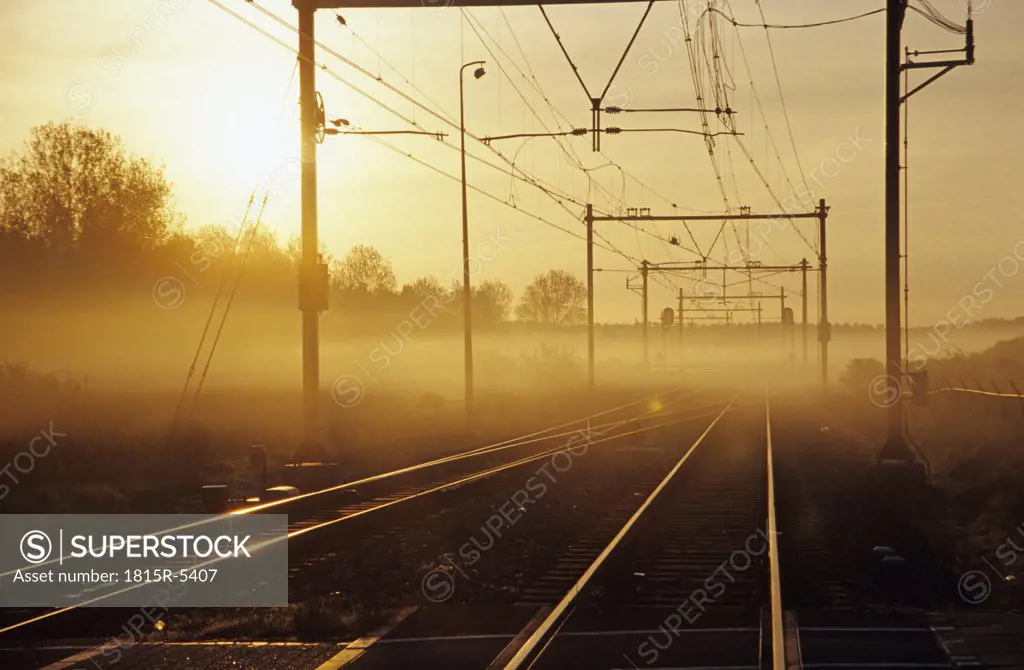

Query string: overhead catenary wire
706 3 818 255
672 0 816 318
721 46 816 315
464 9 643 217
305 8 678 234
335 12 457 126
679 0 739 267
697 1 819 260
685 2 768 276
235 0 599 219
244 0 714 279
225 0 811 322
358 131 654 264
705 6 886 30
731 135 816 252
459 9 621 208
476 2 731 271
711 2 816 256
909 0 968 34
497 7 619 209
469 6 693 220
209 0 685 284
753 0 811 227
320 10 612 216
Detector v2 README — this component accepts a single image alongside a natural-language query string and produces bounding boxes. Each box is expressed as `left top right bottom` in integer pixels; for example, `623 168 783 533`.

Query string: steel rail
0 387 692 582
502 395 738 669
0 399 729 636
765 383 786 669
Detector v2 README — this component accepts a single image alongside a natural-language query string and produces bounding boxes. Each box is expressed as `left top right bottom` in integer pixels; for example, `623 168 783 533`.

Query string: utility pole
641 260 649 368
801 258 809 365
586 204 595 390
903 48 911 373
677 288 683 364
295 0 326 462
817 199 830 388
660 311 668 367
780 287 786 355
460 61 486 421
877 0 973 461
882 0 909 459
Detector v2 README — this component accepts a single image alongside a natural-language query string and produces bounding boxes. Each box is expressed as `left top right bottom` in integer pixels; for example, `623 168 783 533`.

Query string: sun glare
207 105 297 185
189 69 302 236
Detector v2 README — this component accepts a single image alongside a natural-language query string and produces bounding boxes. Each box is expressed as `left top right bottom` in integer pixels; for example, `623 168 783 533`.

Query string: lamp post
460 60 485 421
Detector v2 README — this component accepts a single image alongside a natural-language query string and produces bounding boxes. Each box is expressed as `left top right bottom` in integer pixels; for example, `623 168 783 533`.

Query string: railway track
3 386 990 669
492 393 768 670
282 389 720 540
514 398 765 613
0 386 715 639
337 386 975 670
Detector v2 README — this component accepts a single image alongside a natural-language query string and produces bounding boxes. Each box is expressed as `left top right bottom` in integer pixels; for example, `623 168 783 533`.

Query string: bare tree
331 244 397 294
515 270 586 325
401 275 449 301
474 279 514 326
0 122 178 252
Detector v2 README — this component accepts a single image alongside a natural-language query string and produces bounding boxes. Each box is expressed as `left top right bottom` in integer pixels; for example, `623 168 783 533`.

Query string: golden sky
1 0 1020 325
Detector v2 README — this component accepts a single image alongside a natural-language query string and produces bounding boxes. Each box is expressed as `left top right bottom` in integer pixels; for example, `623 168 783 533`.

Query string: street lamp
460 60 485 421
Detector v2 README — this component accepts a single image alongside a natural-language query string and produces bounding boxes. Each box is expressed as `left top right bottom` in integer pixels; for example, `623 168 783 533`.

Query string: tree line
0 122 586 333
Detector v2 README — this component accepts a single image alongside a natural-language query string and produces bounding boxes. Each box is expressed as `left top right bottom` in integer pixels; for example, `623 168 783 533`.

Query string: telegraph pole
460 62 486 420
817 199 830 388
677 288 683 363
801 258 809 365
586 204 595 390
296 0 325 462
641 260 649 367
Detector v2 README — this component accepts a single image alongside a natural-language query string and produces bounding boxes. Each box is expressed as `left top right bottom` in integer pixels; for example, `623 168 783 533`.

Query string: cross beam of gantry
584 200 831 389
303 0 653 8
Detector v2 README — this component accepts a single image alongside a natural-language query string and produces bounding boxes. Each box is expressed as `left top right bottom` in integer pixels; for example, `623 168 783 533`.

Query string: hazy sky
1 0 1020 326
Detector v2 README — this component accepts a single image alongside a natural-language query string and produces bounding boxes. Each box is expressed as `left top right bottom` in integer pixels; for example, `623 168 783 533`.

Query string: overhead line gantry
584 199 830 390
